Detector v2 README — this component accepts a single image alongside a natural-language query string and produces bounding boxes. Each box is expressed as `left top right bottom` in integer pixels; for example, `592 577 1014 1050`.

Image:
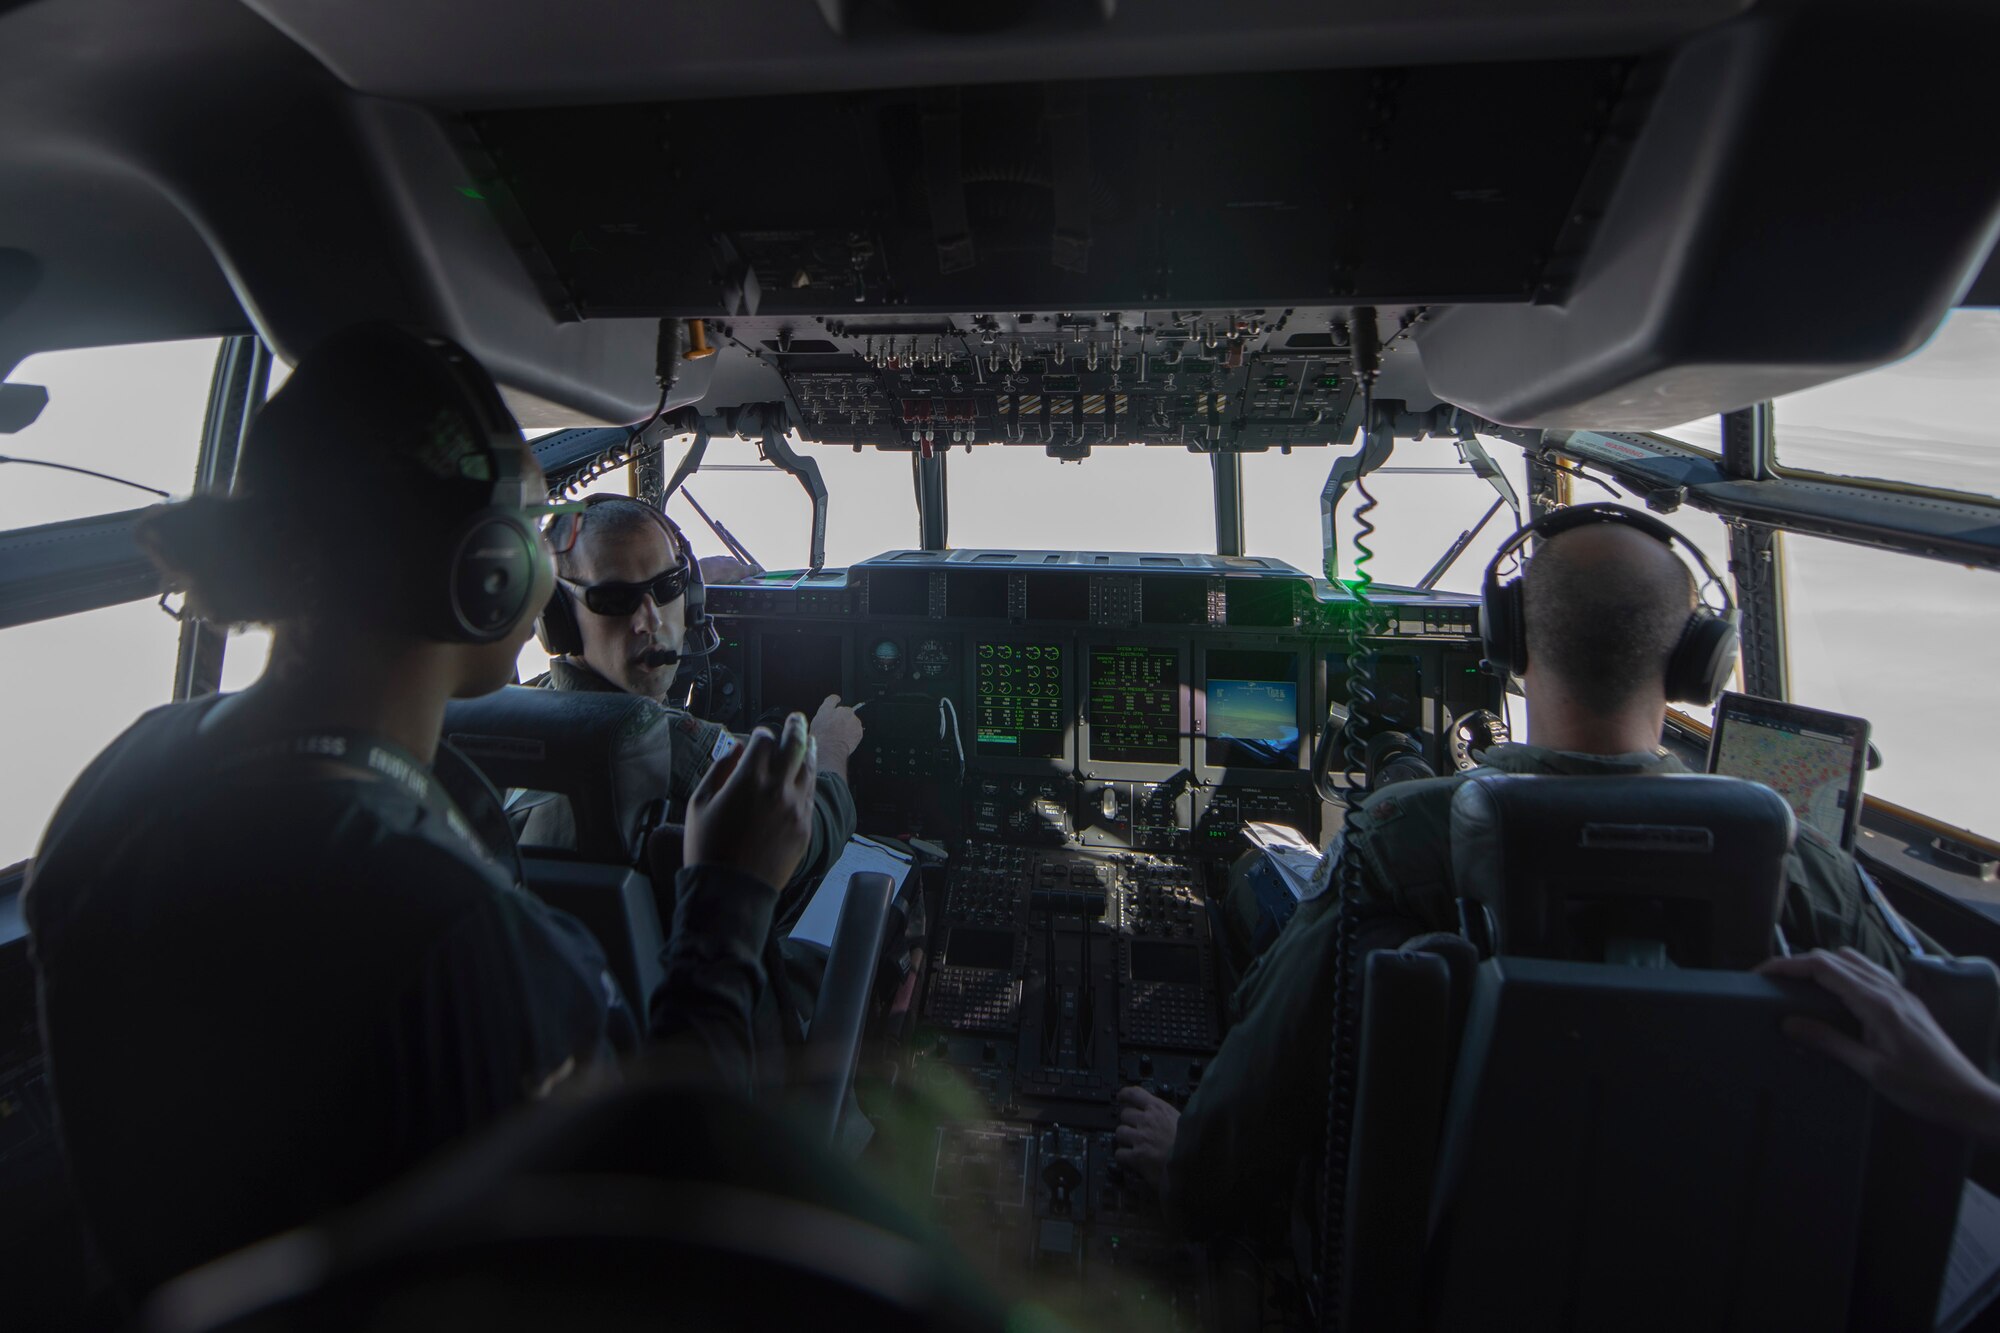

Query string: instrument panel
701 552 1497 850
694 551 1496 1315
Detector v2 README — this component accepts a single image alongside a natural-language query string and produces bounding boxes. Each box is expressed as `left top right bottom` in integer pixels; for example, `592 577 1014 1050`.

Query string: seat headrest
443 686 676 863
1449 773 1795 970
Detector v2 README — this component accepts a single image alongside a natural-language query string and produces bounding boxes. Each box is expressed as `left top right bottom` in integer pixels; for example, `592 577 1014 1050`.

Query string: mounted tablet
1706 692 1871 852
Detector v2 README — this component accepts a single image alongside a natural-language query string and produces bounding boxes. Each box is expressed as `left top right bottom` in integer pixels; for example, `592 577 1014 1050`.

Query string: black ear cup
534 582 583 656
1664 610 1741 705
1479 570 1530 677
445 513 541 642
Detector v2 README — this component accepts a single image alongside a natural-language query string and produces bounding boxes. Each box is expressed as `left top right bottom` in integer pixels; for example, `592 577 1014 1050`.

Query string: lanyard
221 731 494 867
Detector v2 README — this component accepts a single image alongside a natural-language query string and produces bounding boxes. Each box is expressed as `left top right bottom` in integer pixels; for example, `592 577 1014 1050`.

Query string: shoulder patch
1369 796 1404 824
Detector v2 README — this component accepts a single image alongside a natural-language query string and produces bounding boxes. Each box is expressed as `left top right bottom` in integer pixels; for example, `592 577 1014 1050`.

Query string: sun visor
1416 0 2000 430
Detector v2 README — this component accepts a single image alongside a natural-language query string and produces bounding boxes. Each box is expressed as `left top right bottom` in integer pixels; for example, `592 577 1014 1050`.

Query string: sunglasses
563 562 692 617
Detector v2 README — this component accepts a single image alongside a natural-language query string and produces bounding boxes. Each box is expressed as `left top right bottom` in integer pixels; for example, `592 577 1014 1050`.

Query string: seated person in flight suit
24 323 820 1297
523 495 861 924
1113 503 1942 1239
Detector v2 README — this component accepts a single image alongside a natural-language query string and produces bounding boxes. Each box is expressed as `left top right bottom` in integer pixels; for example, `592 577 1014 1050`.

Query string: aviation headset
1480 502 1740 705
318 327 553 645
534 495 721 662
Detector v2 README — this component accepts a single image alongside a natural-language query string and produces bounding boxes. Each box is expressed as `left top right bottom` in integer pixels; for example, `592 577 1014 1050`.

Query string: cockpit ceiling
1 0 1998 433
241 0 1749 107
467 62 1640 318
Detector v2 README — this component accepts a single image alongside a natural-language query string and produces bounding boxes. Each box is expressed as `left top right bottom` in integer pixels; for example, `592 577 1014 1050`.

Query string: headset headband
1485 502 1735 618
416 331 529 507
1479 501 1741 705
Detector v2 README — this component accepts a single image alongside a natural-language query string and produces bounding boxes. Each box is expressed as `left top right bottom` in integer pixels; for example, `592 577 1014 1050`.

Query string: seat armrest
1339 948 1455 1333
798 872 897 1143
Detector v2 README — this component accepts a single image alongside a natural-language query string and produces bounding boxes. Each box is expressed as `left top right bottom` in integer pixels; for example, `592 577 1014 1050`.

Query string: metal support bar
758 414 829 571
1455 434 1523 527
1416 497 1507 591
661 421 711 504
1211 450 1244 557
1721 402 1776 481
1728 520 1790 700
173 335 270 701
915 450 949 551
681 487 763 573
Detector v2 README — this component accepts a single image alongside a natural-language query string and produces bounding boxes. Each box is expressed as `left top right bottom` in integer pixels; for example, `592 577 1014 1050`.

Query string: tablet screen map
1714 717 1858 844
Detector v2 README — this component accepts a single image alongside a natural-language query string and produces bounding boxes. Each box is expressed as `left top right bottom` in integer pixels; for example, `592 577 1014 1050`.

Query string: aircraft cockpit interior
6 0 2000 1329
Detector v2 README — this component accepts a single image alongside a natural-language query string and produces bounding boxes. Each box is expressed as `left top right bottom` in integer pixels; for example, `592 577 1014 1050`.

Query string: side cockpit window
0 338 222 865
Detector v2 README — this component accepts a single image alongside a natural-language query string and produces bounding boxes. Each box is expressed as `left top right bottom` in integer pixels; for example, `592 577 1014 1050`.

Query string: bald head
1521 522 1697 714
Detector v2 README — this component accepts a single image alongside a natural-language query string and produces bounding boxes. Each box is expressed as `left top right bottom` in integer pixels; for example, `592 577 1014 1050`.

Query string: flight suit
26 694 785 1293
525 657 857 925
1164 742 1936 1240
529 657 861 1069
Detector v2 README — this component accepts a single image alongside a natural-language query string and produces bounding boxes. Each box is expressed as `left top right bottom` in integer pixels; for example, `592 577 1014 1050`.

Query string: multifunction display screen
1204 649 1301 769
1326 652 1422 734
974 641 1066 759
1087 645 1180 765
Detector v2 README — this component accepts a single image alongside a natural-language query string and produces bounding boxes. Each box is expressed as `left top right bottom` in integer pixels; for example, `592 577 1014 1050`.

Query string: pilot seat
1323 773 2000 1332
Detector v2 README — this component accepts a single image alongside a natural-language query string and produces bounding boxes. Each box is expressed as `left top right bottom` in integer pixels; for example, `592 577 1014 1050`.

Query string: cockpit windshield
1661 308 2000 498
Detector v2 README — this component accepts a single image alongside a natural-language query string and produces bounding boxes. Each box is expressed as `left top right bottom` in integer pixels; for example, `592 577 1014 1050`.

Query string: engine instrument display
1087 645 1180 765
975 641 1065 759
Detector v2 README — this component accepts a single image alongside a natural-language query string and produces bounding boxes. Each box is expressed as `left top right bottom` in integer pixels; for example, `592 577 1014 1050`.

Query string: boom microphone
637 626 718 670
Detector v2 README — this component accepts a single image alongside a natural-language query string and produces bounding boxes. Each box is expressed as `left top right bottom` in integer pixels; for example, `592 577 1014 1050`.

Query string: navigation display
1708 692 1870 849
1204 649 1301 769
975 641 1066 759
759 632 844 716
1088 645 1180 764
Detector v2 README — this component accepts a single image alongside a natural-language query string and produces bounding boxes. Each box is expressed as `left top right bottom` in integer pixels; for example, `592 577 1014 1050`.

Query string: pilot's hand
1759 948 2000 1140
1113 1084 1180 1192
670 715 817 894
699 554 756 586
808 693 864 782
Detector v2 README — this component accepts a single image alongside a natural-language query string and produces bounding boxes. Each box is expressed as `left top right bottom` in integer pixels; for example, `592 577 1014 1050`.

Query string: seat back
1333 769 1993 1330
1450 773 1794 969
1428 958 1893 1330
519 858 667 1023
444 686 680 864
444 688 681 1014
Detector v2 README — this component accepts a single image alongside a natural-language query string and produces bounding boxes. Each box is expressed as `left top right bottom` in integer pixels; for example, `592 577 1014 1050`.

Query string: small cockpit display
1204 650 1300 768
975 641 1066 759
1087 645 1180 765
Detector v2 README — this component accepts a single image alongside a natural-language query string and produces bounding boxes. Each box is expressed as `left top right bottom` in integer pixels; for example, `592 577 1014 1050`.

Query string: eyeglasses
526 501 589 555
562 562 691 617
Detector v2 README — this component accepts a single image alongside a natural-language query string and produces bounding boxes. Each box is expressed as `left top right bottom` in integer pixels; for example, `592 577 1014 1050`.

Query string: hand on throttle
1113 1084 1181 1191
